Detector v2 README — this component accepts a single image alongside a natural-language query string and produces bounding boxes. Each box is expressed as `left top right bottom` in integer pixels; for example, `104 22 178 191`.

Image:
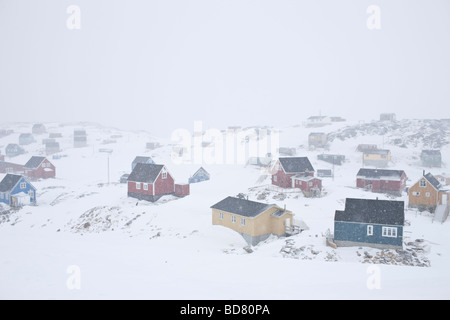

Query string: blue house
189 167 210 184
19 133 35 145
0 174 37 207
131 156 154 171
333 198 404 249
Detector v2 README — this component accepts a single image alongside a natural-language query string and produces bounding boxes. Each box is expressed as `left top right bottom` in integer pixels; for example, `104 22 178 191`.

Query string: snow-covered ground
0 119 449 300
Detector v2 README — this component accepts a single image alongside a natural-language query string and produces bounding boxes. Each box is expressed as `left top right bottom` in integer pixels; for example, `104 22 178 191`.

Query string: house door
442 194 448 205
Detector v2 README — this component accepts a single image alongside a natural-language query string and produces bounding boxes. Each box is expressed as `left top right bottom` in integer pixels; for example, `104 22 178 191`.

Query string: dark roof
279 157 314 173
132 156 153 164
357 168 405 179
0 174 23 192
421 150 441 156
24 156 46 169
210 196 274 218
424 173 441 190
127 163 164 183
335 198 404 226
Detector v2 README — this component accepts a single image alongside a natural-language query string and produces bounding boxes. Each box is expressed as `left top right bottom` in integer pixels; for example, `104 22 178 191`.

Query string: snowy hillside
1 119 450 300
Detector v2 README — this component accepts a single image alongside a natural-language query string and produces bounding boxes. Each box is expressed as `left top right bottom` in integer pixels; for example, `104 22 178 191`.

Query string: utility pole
99 148 113 185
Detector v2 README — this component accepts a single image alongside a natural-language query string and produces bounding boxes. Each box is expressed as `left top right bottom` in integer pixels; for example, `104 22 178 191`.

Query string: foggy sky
1 0 449 137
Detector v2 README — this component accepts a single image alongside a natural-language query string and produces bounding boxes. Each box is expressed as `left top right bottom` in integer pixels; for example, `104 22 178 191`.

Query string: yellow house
408 172 449 212
363 149 391 167
211 196 305 246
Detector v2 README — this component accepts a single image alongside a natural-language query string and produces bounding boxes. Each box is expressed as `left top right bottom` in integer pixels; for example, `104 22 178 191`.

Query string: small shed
317 154 345 165
189 167 210 184
32 123 46 134
308 132 328 148
421 150 441 167
5 144 25 157
174 183 190 197
19 133 35 145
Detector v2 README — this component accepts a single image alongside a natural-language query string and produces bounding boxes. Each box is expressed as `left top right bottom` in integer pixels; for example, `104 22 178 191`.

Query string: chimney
423 170 425 176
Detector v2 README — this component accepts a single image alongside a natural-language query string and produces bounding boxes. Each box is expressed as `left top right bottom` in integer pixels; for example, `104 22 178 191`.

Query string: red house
356 168 407 195
24 156 56 180
272 157 315 188
127 163 176 202
291 175 322 197
0 161 24 174
174 183 190 197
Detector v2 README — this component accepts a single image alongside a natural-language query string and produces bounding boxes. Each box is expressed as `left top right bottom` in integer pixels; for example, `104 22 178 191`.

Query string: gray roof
127 163 164 183
357 168 405 179
24 156 46 169
424 173 442 190
421 150 441 156
335 198 404 226
279 157 314 173
211 196 275 218
132 156 153 164
0 174 23 192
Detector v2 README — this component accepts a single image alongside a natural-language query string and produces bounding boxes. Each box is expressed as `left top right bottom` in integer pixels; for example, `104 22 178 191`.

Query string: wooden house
119 174 130 184
188 167 210 184
0 161 24 175
5 144 25 157
333 198 404 249
74 129 87 148
317 154 345 165
408 172 449 213
308 132 328 148
363 149 391 167
45 141 60 156
146 142 161 150
278 147 296 156
127 163 175 202
131 156 154 171
306 116 331 127
32 123 46 135
271 157 315 189
0 174 36 207
317 169 333 178
356 168 407 196
380 113 396 121
19 133 35 145
211 196 305 246
0 129 13 138
174 183 190 197
291 175 322 197
420 150 441 167
356 144 378 152
435 174 450 186
23 156 55 180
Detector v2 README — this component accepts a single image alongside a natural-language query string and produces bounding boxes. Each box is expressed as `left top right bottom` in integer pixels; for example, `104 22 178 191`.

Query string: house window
382 227 397 238
6 168 13 173
136 182 141 190
0 193 3 199
143 183 148 191
20 182 26 189
412 191 420 196
162 171 167 179
241 218 246 226
273 176 277 182
308 182 313 187
426 192 430 197
219 212 223 220
367 225 373 236
231 215 236 223
419 180 427 187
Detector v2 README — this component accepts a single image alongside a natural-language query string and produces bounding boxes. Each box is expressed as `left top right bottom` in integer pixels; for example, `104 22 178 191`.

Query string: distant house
32 123 46 135
408 172 449 213
5 144 25 157
127 163 175 202
435 174 450 186
330 116 346 122
420 150 441 167
380 113 396 121
333 198 404 249
278 147 296 156
317 169 333 178
356 144 378 152
188 167 210 184
272 157 315 189
0 174 36 207
120 174 130 184
146 142 161 150
363 149 391 167
0 129 13 138
49 132 63 139
308 132 328 148
74 129 87 148
291 175 322 197
211 196 305 246
23 156 55 180
0 161 24 174
45 141 60 156
317 154 345 166
19 133 35 145
306 116 331 127
356 168 407 196
131 156 154 171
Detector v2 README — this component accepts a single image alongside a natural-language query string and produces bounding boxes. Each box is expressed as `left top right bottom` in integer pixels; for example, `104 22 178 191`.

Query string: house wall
4 177 36 206
174 184 190 197
272 169 295 188
408 177 439 209
212 207 293 238
293 178 322 192
128 181 155 196
357 176 406 193
154 172 175 196
334 221 403 249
